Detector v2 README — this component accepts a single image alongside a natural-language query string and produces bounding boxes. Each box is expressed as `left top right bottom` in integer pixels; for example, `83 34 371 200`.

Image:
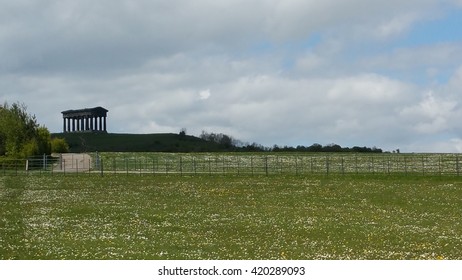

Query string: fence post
422 155 425 176
193 157 197 175
208 157 211 175
371 157 375 174
276 156 280 174
299 156 304 175
457 155 460 176
278 156 284 174
310 157 313 174
100 158 104 176
387 157 390 175
404 156 407 175
325 156 329 176
136 158 140 175
236 156 240 175
382 158 385 174
438 155 442 176
222 156 225 175
355 156 358 174
295 156 298 175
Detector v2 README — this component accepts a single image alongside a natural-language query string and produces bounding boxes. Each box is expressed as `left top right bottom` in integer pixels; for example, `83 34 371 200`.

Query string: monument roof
61 106 108 115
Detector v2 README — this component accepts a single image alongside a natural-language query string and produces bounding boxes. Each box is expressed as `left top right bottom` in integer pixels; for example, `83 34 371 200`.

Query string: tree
199 130 239 150
179 128 187 139
307 143 323 152
51 138 69 153
0 102 54 158
37 126 52 155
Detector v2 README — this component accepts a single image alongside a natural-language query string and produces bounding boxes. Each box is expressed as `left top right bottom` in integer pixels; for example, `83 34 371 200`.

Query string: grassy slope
51 132 225 153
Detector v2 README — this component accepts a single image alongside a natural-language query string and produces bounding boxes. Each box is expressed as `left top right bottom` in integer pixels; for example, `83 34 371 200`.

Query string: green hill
51 132 227 153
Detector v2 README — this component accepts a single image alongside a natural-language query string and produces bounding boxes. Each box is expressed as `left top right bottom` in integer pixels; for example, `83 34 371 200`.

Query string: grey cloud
1 0 446 74
3 0 462 152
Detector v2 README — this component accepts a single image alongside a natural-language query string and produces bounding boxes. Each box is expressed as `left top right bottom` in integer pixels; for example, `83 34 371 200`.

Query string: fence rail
2 153 462 176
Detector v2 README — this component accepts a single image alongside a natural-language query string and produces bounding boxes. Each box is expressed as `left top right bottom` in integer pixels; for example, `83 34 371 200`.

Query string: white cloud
198 89 211 100
376 13 421 39
400 91 459 134
447 66 462 91
327 74 408 104
404 138 462 153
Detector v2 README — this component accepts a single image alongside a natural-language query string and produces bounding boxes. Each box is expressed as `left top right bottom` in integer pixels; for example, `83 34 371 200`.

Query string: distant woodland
198 131 383 153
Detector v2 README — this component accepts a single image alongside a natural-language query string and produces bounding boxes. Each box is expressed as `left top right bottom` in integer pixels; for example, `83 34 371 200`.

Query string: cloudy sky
2 0 462 152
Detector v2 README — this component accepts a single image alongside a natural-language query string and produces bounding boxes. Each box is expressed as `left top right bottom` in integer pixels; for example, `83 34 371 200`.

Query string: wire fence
2 153 462 176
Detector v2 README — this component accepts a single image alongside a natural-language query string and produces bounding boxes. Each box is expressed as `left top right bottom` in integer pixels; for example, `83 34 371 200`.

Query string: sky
2 0 462 152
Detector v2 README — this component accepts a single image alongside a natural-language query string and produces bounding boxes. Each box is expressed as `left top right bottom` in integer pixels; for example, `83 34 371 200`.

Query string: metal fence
2 153 462 176
97 153 462 176
0 154 91 176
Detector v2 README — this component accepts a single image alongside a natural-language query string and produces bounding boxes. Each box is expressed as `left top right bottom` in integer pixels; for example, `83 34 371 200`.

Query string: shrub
51 138 69 153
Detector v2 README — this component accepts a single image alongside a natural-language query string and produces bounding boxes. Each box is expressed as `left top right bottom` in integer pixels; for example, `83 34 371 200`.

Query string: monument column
103 116 107 131
63 117 66 132
99 116 103 132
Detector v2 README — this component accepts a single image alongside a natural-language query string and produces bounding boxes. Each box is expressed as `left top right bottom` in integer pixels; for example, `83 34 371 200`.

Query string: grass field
1 173 462 260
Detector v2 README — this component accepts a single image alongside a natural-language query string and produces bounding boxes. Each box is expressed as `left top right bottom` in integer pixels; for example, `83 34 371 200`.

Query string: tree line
271 143 383 153
0 102 68 158
198 131 383 153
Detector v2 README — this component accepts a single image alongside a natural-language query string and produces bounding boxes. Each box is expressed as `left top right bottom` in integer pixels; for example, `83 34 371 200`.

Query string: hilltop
51 132 384 153
51 132 228 153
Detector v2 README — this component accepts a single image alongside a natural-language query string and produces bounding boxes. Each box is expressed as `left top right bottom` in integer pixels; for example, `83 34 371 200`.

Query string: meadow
1 172 462 260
